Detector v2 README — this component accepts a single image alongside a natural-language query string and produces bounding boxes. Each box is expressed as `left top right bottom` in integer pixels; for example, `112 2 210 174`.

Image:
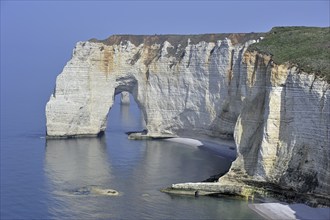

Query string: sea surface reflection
45 137 114 218
42 95 261 219
45 137 111 189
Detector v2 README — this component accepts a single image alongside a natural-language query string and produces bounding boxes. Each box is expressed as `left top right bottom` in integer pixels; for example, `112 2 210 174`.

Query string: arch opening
106 91 146 136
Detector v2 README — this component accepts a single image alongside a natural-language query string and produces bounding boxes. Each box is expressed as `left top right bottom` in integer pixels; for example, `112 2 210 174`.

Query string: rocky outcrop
45 33 329 204
120 92 130 105
222 52 329 199
46 34 262 137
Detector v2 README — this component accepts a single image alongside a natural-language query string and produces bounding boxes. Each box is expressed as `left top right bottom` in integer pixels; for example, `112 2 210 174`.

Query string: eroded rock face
219 51 329 202
46 34 329 202
46 34 259 137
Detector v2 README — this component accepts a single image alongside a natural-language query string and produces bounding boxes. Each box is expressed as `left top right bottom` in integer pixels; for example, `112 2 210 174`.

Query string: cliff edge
45 27 329 205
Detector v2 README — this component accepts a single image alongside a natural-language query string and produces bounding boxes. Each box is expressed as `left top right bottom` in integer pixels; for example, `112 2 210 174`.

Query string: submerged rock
68 186 119 196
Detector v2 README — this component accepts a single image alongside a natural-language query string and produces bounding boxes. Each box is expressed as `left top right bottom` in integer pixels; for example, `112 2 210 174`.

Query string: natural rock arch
46 68 149 137
46 36 251 138
111 77 150 134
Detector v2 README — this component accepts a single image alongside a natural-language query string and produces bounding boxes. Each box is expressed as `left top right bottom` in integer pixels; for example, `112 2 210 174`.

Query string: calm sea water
1 95 262 219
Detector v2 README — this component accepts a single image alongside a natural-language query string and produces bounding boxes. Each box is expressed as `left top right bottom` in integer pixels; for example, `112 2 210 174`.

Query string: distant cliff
46 27 329 205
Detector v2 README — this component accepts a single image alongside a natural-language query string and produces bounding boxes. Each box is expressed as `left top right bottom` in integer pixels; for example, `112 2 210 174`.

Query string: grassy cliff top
89 33 264 47
248 26 330 83
89 27 329 82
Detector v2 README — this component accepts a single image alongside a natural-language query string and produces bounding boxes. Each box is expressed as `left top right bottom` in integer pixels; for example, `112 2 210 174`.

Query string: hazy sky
1 0 329 134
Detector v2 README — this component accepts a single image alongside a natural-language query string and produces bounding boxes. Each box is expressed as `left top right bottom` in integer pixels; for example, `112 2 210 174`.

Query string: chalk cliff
222 52 329 198
46 33 263 137
46 31 329 204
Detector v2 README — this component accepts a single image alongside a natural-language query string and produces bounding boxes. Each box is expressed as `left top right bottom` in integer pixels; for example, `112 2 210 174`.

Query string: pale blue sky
1 0 329 134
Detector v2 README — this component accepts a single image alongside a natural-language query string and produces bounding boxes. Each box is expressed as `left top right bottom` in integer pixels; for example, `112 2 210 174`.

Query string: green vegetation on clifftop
248 26 330 83
89 33 264 47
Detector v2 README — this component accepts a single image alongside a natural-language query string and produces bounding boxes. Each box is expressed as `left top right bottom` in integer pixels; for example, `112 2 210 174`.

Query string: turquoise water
1 95 262 219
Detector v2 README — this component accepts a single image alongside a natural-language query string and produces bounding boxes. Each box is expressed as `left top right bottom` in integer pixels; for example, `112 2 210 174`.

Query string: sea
0 94 262 219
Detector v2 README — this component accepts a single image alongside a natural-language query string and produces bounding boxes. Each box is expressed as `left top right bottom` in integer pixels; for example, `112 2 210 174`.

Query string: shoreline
249 203 330 220
165 136 237 161
159 136 330 219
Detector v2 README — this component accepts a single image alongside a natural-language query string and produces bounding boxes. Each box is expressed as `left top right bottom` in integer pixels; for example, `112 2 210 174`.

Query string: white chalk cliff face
46 34 329 201
46 35 256 137
219 52 329 199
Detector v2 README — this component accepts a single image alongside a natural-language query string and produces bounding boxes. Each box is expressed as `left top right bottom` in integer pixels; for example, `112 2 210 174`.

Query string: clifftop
88 33 265 47
248 26 330 82
89 27 330 82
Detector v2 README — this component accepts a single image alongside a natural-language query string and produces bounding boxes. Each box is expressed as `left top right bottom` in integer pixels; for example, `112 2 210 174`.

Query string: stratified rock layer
220 51 329 205
46 34 329 204
46 34 261 137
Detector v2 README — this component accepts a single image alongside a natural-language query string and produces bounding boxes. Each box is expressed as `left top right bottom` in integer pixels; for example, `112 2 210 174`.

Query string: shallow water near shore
1 96 262 219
